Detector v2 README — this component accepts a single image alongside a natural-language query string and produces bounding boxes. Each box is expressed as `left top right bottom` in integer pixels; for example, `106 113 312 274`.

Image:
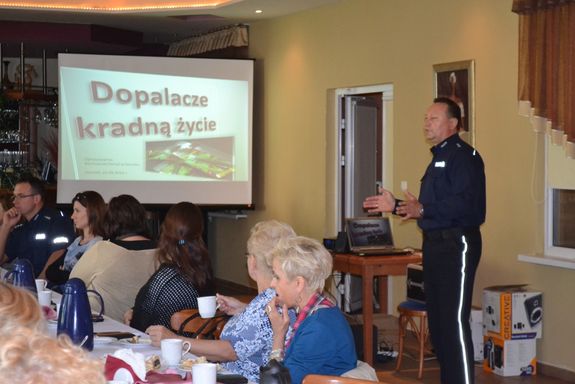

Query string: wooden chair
302 374 380 384
170 309 229 339
395 300 431 379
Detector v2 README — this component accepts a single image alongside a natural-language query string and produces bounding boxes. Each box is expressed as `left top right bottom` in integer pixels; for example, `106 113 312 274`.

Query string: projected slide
60 68 247 181
58 54 253 205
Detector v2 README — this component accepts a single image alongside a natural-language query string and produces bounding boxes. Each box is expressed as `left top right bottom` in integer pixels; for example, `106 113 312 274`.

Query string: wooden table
332 251 422 365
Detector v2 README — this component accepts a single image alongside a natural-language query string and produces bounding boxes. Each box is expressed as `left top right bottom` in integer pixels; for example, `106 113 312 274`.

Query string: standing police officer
363 97 485 384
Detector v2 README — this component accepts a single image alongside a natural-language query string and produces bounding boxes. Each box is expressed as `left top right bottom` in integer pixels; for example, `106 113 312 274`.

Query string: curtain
513 0 575 158
167 25 248 57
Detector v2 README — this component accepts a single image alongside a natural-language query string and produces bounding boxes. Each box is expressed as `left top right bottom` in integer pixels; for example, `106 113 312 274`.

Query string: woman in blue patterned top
146 220 296 383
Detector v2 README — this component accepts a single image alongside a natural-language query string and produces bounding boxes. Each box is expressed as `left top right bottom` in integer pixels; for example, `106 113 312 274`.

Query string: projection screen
58 53 253 206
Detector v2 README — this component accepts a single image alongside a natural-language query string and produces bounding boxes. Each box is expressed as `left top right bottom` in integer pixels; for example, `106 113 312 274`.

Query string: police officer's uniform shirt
6 206 75 277
418 133 486 232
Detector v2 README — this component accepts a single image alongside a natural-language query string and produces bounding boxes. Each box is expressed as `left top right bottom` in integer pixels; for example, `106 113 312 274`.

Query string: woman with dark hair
39 191 106 289
70 194 157 322
0 191 12 225
105 194 155 250
125 201 215 332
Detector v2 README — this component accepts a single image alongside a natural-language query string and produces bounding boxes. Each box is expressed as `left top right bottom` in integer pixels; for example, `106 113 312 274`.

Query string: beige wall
209 0 575 372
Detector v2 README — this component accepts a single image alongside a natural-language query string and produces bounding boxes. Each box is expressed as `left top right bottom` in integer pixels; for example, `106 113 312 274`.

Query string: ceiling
0 0 340 57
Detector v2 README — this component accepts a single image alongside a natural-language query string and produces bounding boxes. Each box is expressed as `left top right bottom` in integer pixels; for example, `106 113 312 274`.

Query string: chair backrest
170 309 229 339
302 375 380 384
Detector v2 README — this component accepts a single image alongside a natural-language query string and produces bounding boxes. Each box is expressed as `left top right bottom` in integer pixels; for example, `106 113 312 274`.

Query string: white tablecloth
47 290 158 359
8 280 253 383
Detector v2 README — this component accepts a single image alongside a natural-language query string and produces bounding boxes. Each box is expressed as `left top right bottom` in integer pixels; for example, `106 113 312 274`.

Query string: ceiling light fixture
0 0 237 12
255 9 262 14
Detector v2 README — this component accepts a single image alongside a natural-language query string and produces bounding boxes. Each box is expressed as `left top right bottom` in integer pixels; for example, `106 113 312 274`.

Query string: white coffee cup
197 296 217 318
38 289 52 307
161 338 191 366
192 363 217 384
35 278 47 293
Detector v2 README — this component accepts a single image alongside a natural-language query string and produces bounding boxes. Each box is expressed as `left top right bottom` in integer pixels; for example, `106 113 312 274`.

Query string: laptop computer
345 216 412 255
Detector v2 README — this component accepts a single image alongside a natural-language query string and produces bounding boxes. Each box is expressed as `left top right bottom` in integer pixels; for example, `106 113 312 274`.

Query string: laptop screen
346 217 394 249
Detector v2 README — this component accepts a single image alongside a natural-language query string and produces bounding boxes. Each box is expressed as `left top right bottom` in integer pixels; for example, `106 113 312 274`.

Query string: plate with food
178 356 208 372
146 355 162 371
93 336 116 345
119 336 152 347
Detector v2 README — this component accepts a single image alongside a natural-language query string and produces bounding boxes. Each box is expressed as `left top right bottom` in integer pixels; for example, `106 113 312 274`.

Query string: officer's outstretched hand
363 187 396 213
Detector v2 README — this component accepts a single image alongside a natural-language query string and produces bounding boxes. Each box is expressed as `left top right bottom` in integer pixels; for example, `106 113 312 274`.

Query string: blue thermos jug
57 278 104 351
4 258 36 293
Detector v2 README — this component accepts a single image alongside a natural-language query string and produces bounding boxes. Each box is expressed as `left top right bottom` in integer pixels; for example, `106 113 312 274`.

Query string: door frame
325 83 394 313
325 84 394 236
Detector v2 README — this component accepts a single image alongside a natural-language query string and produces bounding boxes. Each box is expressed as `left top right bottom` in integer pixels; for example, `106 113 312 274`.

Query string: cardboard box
406 263 425 303
470 307 483 361
483 285 542 340
483 335 537 376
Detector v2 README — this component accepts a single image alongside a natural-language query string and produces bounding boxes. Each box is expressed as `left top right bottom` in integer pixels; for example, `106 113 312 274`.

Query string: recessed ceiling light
255 9 262 14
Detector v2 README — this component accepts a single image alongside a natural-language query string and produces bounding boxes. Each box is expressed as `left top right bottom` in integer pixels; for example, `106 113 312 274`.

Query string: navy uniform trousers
422 227 481 384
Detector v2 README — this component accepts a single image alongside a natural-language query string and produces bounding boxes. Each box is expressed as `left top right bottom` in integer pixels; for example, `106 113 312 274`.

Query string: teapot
4 258 36 293
57 278 105 351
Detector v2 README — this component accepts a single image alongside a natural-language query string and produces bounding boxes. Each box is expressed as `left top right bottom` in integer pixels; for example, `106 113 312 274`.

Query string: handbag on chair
170 309 229 339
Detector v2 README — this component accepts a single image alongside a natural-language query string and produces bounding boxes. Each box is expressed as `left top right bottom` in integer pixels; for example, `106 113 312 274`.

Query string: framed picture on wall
433 60 475 145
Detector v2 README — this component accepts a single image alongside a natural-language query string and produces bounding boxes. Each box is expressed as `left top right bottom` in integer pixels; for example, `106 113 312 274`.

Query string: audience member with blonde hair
265 236 356 384
146 220 297 383
0 328 105 384
0 281 44 333
0 282 106 384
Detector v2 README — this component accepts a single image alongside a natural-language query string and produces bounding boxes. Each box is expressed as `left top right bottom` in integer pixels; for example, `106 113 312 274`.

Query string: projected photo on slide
57 54 253 206
146 138 234 180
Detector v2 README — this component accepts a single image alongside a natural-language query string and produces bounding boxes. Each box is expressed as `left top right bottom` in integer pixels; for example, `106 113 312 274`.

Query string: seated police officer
0 175 75 277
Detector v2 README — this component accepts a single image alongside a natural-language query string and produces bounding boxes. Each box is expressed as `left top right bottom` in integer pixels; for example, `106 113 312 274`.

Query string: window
545 140 575 260
548 189 575 256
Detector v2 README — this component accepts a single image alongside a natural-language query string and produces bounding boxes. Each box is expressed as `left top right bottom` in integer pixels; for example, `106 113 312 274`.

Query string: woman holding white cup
146 220 297 383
